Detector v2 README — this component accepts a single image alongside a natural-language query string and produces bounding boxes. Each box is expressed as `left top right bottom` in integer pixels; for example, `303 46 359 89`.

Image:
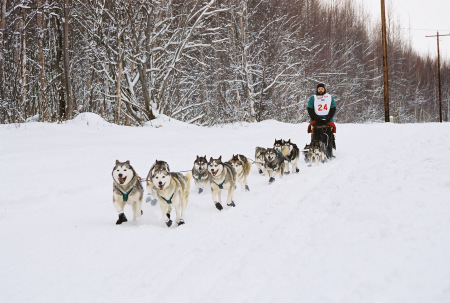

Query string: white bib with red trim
314 94 332 115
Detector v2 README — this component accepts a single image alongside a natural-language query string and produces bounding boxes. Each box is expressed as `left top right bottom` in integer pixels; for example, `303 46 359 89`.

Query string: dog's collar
161 192 175 204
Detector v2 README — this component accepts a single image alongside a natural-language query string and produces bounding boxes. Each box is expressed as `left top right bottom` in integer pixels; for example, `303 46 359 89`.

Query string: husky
308 140 326 165
192 155 209 194
112 160 144 225
264 148 285 184
281 139 300 174
147 160 191 227
207 156 236 211
302 144 310 163
274 139 289 174
255 146 267 175
229 154 252 191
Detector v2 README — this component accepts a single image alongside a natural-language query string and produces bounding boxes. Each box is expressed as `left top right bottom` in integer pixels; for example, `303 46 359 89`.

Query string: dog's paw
177 220 185 226
166 212 171 219
141 210 143 215
198 188 203 194
215 202 223 211
295 168 300 173
116 213 128 225
269 177 275 184
285 171 290 175
245 185 250 192
166 220 173 227
258 169 263 174
227 201 236 207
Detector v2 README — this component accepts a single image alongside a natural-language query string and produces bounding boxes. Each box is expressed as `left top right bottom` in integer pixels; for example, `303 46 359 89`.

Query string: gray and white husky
192 155 209 194
229 154 252 192
255 146 267 175
112 160 144 225
207 156 236 211
281 139 300 174
308 140 326 165
147 160 191 227
264 148 285 184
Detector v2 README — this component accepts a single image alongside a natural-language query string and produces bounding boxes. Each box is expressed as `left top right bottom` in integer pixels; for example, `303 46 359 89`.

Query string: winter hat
316 83 326 94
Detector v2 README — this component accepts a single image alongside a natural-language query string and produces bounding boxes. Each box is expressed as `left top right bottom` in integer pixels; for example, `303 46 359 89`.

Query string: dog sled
303 122 336 164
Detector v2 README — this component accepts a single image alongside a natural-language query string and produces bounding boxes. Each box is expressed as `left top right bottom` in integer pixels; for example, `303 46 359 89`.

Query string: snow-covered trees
0 0 448 124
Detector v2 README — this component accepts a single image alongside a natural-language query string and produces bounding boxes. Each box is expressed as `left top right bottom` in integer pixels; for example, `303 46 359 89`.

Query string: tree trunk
115 35 123 125
37 0 47 120
54 15 65 121
63 0 73 120
20 7 27 120
239 1 255 122
0 0 6 104
137 63 155 120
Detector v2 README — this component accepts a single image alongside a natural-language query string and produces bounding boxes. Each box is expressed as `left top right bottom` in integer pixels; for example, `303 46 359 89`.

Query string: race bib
314 94 331 115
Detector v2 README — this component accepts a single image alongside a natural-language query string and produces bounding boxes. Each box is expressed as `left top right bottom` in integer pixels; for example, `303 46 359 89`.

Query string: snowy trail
1 116 449 303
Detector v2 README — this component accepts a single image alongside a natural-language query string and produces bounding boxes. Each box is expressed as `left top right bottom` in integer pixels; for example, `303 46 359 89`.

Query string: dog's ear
196 155 199 160
115 160 120 165
209 157 213 162
218 155 222 162
125 160 130 165
204 155 206 159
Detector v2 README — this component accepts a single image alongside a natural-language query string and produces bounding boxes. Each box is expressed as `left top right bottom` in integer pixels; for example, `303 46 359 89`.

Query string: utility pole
381 0 390 122
426 32 450 123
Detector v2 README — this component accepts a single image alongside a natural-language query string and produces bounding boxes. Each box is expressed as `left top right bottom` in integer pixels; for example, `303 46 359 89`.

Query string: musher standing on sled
307 83 337 158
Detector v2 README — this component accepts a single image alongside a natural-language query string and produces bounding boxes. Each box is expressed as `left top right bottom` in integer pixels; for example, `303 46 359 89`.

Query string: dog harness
197 171 207 180
119 187 134 202
161 192 174 204
213 179 226 189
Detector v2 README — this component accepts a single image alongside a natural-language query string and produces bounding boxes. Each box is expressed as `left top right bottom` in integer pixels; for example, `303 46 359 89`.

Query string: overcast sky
319 0 450 62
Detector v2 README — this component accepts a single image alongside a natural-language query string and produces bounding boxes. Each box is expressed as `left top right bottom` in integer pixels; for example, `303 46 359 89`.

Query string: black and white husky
147 160 191 227
264 148 285 184
281 139 300 174
207 156 236 211
274 139 300 174
192 155 209 194
112 160 144 225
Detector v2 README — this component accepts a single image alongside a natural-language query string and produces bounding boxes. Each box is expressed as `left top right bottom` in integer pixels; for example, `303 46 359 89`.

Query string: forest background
0 0 448 126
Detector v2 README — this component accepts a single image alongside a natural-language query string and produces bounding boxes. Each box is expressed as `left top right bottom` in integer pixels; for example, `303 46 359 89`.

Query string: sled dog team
112 139 301 227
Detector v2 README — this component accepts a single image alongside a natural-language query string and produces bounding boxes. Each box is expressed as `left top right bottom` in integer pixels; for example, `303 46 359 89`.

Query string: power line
400 28 450 32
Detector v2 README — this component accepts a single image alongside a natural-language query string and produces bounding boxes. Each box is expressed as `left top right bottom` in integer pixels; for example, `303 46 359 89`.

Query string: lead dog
229 154 251 191
147 160 191 227
207 156 236 211
112 160 144 225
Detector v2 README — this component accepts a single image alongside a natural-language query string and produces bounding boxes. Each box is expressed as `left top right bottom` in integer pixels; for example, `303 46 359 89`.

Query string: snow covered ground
1 113 449 303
